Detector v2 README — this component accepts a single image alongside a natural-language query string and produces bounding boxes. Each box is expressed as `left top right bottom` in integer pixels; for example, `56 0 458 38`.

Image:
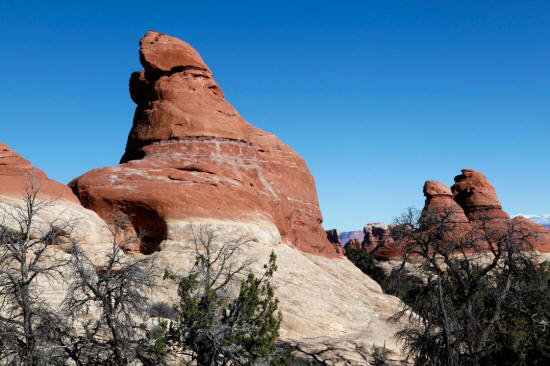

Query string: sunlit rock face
67 32 408 362
0 143 111 245
150 223 406 364
421 169 550 253
69 31 341 258
451 169 510 221
360 170 550 258
423 180 470 224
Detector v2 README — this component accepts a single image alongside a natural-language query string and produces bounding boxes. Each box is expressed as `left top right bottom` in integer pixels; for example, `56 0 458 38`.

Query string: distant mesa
70 30 342 257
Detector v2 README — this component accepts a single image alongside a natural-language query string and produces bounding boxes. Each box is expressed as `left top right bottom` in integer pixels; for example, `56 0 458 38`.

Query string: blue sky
1 1 549 231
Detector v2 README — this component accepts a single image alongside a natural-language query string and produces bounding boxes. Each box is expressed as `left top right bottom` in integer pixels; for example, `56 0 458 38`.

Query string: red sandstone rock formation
325 229 344 253
0 143 111 244
360 223 406 258
70 31 341 258
510 216 550 252
0 142 79 203
422 180 469 224
345 238 362 248
361 170 550 258
421 169 550 253
362 223 391 251
451 169 509 221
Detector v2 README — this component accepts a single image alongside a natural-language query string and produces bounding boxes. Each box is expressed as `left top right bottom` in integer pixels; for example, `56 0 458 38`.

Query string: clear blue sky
1 1 549 231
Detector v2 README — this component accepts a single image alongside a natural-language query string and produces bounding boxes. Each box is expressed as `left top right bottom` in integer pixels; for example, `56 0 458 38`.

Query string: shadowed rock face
325 229 344 254
325 229 341 245
70 31 341 258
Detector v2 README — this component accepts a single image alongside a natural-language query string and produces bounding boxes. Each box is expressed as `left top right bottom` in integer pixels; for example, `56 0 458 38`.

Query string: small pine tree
159 225 290 365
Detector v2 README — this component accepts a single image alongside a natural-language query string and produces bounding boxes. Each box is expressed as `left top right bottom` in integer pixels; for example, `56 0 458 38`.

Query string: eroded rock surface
148 223 407 364
451 169 510 221
423 180 469 224
70 31 340 258
426 169 550 253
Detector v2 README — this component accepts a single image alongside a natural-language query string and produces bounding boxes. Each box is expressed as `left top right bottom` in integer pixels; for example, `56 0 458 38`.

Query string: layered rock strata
423 180 469 224
354 170 550 258
70 31 341 258
66 31 406 362
422 170 550 253
451 169 509 221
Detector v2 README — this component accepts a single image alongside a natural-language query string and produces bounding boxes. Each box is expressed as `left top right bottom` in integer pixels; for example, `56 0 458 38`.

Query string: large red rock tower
70 31 342 257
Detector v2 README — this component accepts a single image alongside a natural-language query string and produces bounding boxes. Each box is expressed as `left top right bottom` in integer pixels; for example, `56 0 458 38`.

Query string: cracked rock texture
70 31 342 258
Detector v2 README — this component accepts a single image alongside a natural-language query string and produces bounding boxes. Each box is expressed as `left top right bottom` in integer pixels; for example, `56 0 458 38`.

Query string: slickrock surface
70 30 341 258
0 143 111 244
149 223 407 364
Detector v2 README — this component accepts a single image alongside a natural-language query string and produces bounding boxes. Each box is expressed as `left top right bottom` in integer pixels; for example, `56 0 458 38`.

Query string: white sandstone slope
149 221 407 364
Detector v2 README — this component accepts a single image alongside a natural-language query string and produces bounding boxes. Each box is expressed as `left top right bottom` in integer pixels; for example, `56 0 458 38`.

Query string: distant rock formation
339 223 402 257
423 180 469 224
0 143 111 245
345 238 362 248
363 223 392 251
451 169 509 221
346 169 550 258
70 31 341 258
421 169 550 253
339 231 364 246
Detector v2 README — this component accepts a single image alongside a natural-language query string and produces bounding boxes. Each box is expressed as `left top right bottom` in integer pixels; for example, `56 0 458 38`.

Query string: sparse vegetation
155 225 291 366
62 214 160 365
387 207 550 366
0 174 70 365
